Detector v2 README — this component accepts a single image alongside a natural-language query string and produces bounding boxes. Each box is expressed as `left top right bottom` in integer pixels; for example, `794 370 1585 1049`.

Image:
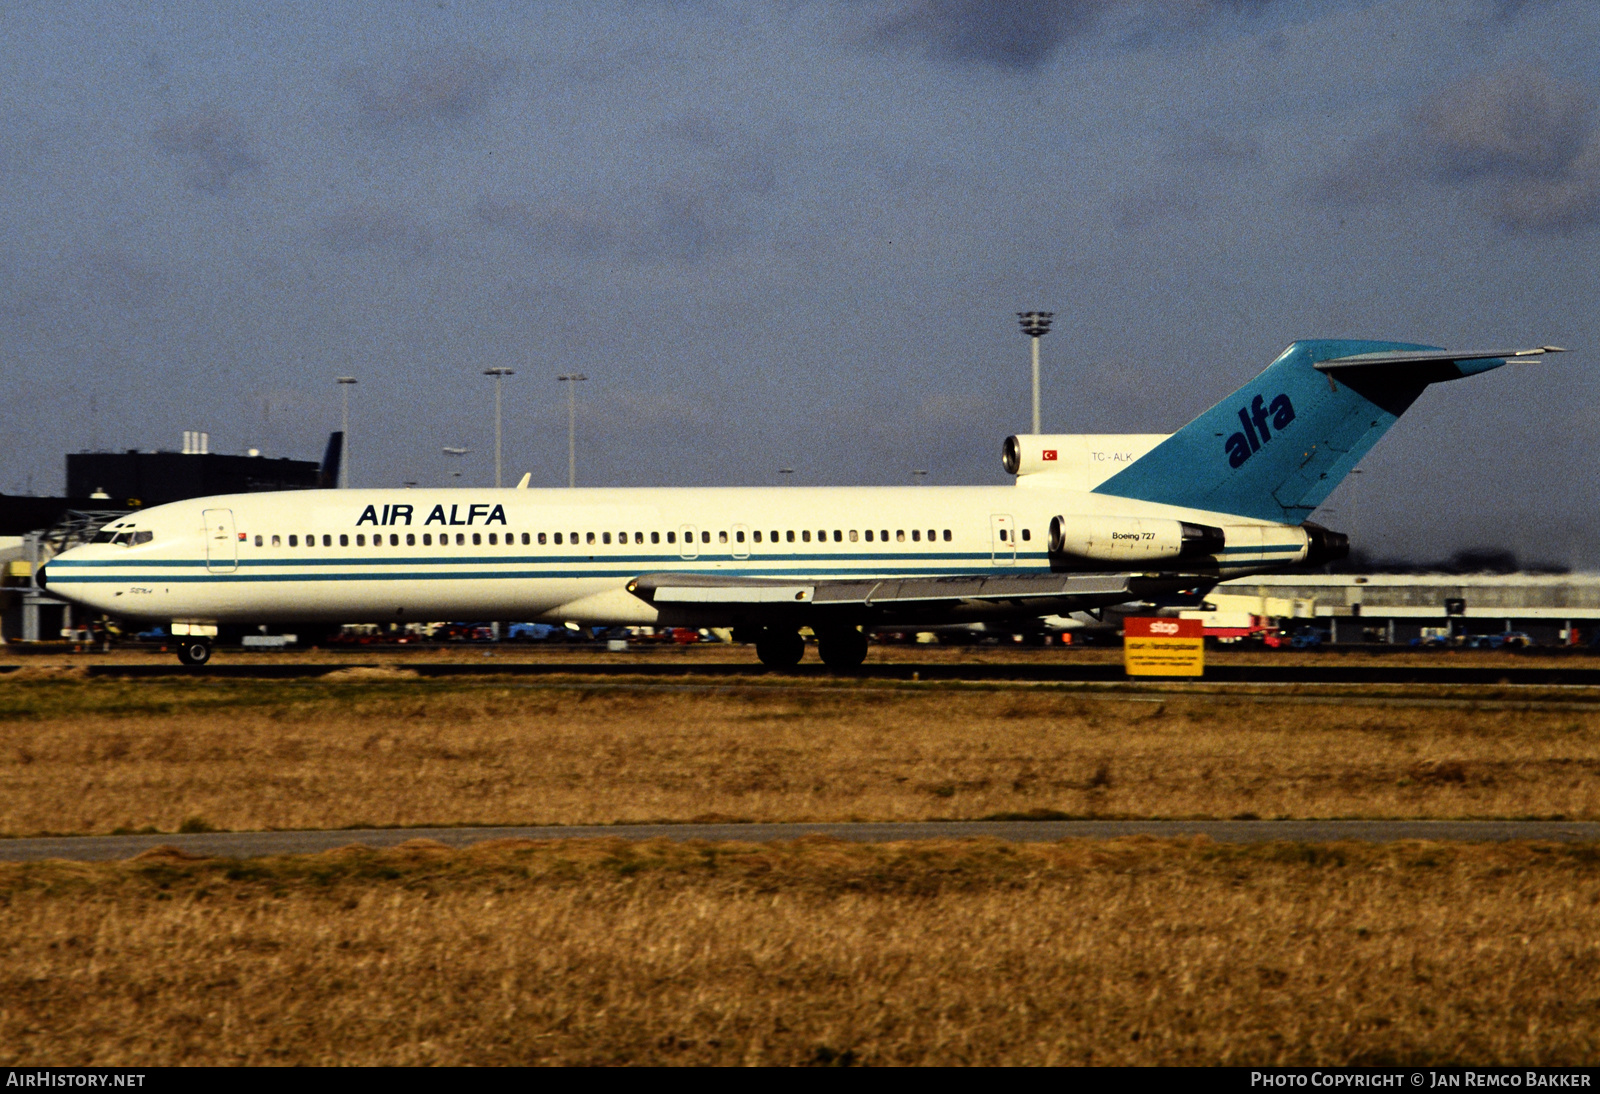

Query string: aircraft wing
626 570 1203 624
1313 345 1565 372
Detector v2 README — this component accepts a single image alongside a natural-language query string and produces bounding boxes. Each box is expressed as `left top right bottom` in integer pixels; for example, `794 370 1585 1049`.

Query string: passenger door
731 523 751 560
679 524 699 561
990 513 1016 566
203 508 238 573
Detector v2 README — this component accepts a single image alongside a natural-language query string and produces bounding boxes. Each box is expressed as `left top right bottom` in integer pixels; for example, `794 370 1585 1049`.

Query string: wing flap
628 571 1178 611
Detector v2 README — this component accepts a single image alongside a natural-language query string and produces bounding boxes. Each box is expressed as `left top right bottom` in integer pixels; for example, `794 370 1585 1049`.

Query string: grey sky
2 0 1597 565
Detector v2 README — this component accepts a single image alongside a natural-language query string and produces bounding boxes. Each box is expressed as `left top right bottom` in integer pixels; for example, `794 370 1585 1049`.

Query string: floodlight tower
335 377 358 488
1017 311 1053 435
557 374 587 488
484 367 515 488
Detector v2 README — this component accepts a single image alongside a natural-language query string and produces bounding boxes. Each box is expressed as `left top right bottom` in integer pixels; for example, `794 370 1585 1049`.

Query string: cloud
341 46 512 129
319 208 433 260
474 191 716 263
475 112 788 263
862 0 1270 71
474 199 619 257
867 0 1101 70
152 111 260 192
1320 69 1600 233
80 252 169 308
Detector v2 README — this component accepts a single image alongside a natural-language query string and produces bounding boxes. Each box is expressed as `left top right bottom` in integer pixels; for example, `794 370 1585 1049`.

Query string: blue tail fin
1093 339 1505 523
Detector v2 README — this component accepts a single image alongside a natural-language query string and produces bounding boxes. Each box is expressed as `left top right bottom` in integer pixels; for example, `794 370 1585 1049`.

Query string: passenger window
407 533 415 546
288 535 297 547
456 533 466 546
340 534 349 547
864 530 872 542
388 534 397 546
422 534 431 546
719 531 728 544
254 534 263 547
881 530 889 541
553 533 562 545
1021 528 1031 542
603 532 611 545
998 529 1006 542
849 530 858 542
634 532 643 545
520 533 528 545
771 530 779 542
272 535 281 547
651 532 659 544
306 534 315 546
356 534 365 546
802 530 811 543
489 533 498 546
538 532 547 545
701 531 710 544
913 530 922 542
817 530 826 542
321 534 330 547
832 530 840 542
896 531 905 542
587 532 596 545
928 529 936 541
787 530 795 543
666 531 676 544
570 531 578 543
753 531 761 543
472 533 481 546
943 530 951 541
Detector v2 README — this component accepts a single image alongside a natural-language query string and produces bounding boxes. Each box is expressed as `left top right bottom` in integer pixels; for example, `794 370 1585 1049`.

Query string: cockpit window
91 531 116 544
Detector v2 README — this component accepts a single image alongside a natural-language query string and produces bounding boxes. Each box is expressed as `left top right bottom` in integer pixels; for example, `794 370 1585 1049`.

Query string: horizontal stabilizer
1314 346 1565 372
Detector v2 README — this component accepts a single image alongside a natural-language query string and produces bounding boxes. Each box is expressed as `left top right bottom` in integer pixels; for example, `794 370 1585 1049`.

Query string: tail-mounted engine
1048 515 1225 563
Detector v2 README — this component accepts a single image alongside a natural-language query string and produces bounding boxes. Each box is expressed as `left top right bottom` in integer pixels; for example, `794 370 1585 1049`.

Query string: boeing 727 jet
41 339 1563 668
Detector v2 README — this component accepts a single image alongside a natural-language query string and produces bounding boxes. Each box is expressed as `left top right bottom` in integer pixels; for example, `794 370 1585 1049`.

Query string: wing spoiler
1313 345 1565 372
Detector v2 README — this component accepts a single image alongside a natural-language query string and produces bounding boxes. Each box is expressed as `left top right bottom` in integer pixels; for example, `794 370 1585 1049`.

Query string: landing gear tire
816 626 869 671
176 639 212 667
755 628 805 668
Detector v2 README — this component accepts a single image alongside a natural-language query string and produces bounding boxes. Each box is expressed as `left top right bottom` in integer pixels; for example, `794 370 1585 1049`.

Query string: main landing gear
815 626 868 671
175 638 212 667
754 627 805 668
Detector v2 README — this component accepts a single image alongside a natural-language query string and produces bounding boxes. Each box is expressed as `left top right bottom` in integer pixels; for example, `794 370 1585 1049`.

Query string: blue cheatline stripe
47 549 1007 569
47 564 1062 585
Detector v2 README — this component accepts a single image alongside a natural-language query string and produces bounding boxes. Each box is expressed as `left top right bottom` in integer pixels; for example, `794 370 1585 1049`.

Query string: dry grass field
2 837 1598 1066
2 670 1600 835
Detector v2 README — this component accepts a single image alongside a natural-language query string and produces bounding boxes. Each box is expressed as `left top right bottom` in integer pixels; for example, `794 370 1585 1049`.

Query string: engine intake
1048 516 1224 562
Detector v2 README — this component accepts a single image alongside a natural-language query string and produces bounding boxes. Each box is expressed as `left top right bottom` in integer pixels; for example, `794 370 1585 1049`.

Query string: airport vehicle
39 339 1562 669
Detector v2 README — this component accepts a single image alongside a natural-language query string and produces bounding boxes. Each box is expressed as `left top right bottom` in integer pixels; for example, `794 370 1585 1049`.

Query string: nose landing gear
175 638 212 666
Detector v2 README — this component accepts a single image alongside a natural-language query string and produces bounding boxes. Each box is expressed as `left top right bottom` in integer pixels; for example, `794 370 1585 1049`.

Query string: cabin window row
253 528 957 548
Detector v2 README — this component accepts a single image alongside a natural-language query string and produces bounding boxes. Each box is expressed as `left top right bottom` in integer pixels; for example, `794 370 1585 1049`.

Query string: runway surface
4 819 1599 862
10 658 1600 685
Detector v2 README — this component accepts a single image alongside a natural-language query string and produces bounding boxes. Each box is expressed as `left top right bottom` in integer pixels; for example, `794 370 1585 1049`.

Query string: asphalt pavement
3 819 1598 862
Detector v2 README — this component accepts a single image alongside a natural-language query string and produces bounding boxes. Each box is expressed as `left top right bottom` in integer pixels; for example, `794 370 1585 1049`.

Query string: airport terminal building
1212 572 1600 645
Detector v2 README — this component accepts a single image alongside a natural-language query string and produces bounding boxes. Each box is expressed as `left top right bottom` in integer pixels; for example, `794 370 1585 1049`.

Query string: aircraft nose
35 563 47 590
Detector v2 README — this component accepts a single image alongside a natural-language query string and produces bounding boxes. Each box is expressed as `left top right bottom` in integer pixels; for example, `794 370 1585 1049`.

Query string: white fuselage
43 484 1309 628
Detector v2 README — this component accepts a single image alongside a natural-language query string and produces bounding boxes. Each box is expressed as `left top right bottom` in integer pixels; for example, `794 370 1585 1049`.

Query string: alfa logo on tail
1224 393 1296 469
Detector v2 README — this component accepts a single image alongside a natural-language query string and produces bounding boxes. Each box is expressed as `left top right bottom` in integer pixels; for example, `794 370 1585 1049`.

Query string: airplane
39 338 1564 669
